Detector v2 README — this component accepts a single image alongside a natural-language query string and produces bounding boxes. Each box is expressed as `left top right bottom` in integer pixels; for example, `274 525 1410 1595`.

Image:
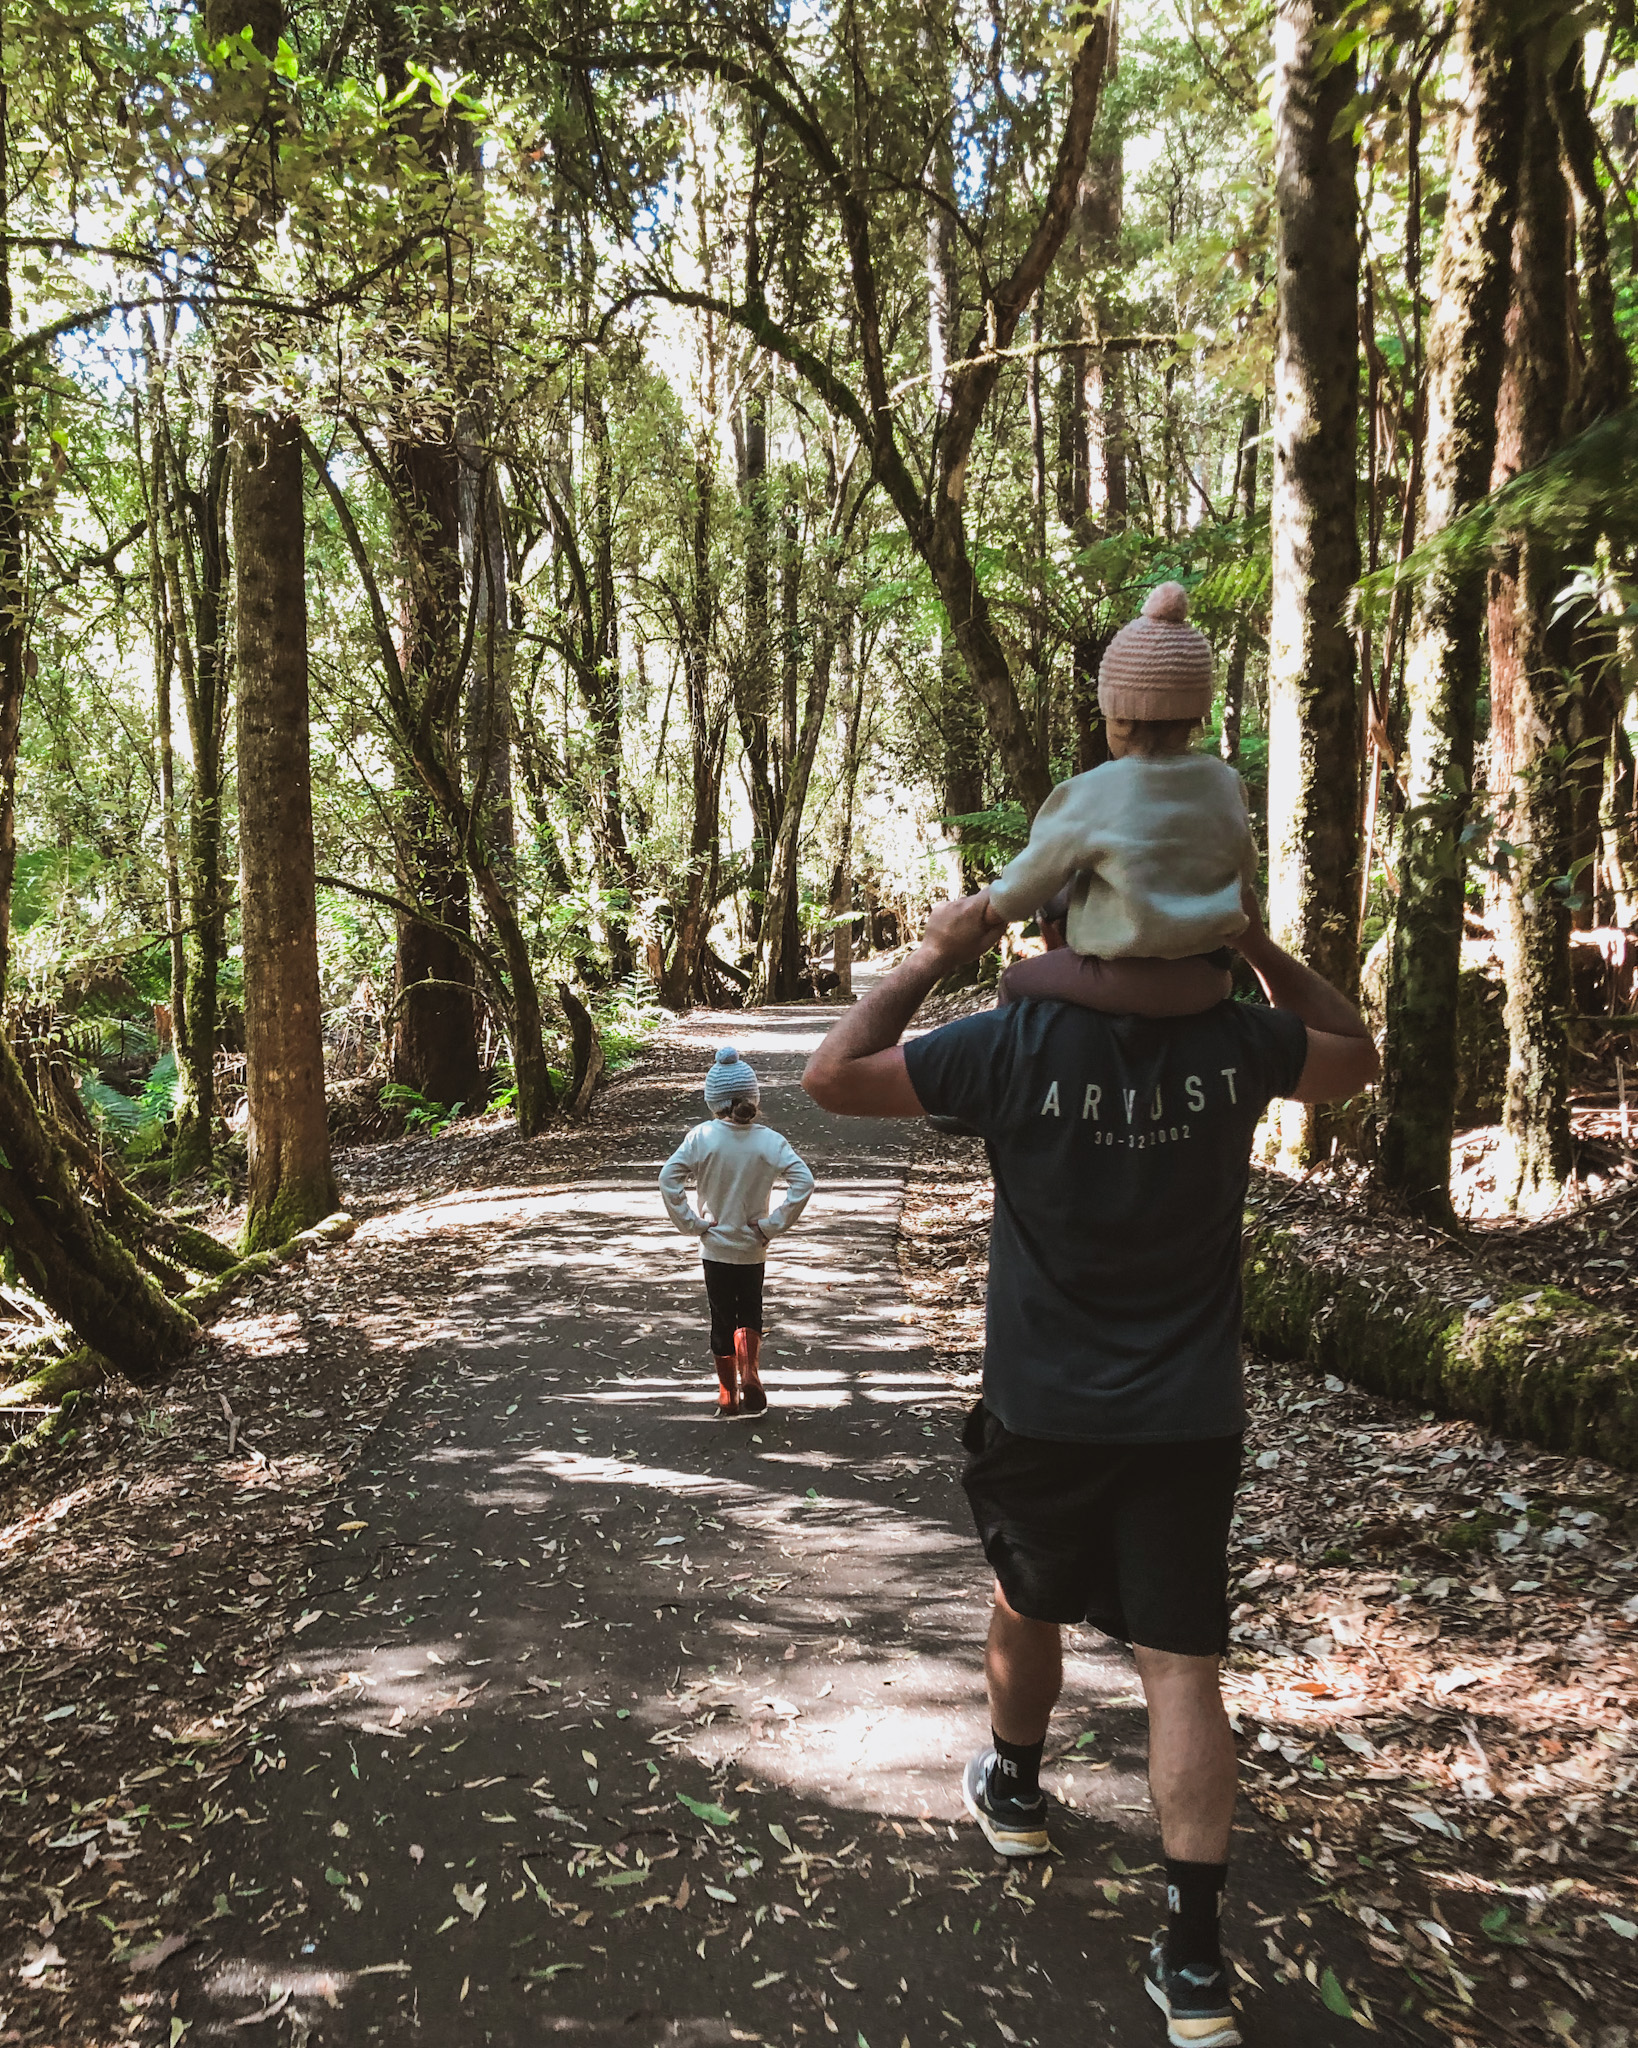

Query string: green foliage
1356 406 1638 624
379 1083 465 1137
78 1050 182 1160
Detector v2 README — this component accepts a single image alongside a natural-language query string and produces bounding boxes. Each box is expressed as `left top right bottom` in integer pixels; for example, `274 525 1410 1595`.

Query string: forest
0 0 1634 1366
3 0 1638 2042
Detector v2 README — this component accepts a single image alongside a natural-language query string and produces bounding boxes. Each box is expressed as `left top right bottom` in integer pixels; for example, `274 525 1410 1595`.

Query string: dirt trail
151 999 1383 2047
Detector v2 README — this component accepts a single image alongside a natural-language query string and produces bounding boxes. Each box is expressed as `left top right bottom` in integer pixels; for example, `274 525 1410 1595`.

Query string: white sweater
988 753 1257 959
659 1118 815 1266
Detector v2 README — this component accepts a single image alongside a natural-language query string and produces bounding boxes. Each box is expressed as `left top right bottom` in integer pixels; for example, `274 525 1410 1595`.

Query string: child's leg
702 1261 740 1412
998 949 1232 1016
734 1266 768 1415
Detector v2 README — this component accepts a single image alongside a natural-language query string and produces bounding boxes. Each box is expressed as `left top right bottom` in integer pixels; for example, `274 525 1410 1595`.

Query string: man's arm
802 891 1005 1116
1234 893 1380 1102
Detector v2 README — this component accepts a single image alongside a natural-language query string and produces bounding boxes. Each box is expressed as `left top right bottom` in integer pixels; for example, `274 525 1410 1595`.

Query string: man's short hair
1038 884 1073 930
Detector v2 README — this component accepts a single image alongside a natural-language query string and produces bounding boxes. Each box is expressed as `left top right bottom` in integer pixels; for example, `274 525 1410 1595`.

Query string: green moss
1436 1512 1504 1554
1242 1221 1638 1472
241 1174 336 1256
0 1349 106 1408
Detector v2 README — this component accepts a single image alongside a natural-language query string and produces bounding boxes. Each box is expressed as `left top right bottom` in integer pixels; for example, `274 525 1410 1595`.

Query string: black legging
702 1260 764 1355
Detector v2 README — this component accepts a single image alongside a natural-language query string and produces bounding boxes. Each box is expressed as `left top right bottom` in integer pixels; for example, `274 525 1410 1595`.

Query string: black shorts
702 1260 764 1355
960 1402 1242 1657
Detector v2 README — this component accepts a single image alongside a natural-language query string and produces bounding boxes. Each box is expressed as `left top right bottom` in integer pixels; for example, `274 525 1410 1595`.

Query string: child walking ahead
659 1046 814 1417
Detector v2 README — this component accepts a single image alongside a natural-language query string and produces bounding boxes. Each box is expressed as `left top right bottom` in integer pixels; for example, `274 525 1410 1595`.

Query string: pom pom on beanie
704 1043 759 1112
1097 581 1214 723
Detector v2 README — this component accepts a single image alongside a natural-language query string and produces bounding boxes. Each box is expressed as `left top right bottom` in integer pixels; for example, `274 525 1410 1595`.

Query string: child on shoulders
989 583 1256 1016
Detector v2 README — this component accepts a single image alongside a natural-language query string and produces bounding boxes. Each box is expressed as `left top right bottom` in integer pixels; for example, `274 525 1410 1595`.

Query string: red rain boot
736 1328 767 1415
714 1353 739 1417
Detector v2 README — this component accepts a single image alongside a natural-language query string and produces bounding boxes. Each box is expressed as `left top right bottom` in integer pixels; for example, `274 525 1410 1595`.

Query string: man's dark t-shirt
903 998 1308 1445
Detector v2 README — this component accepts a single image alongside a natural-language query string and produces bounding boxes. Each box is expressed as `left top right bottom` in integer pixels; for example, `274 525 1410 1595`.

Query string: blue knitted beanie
704 1044 758 1113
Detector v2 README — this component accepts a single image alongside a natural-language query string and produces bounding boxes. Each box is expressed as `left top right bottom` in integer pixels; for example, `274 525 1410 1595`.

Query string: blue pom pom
715 1045 739 1064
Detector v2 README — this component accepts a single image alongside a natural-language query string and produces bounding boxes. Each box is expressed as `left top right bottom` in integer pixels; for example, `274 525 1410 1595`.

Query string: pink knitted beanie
1097 582 1214 722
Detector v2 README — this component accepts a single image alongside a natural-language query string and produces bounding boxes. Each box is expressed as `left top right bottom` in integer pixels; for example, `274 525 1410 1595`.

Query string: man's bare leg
1134 1645 1241 2044
986 1580 1062 1742
962 1582 1059 1857
1132 1646 1236 1861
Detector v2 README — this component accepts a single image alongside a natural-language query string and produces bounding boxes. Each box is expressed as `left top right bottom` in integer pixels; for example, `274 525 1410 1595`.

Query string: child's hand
917 889 1006 969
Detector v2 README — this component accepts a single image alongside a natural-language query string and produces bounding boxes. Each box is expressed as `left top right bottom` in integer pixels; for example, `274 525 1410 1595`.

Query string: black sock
1164 1858 1227 1971
988 1730 1043 1802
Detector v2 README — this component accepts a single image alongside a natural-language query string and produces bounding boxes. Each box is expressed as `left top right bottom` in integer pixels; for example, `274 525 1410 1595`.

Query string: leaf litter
0 1040 709 2047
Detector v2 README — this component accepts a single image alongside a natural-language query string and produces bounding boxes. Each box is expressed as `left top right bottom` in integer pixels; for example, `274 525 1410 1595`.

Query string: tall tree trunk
922 11 987 886
1265 0 1363 1165
736 368 778 942
660 444 726 1009
1219 392 1262 766
1067 20 1123 777
149 381 232 1182
389 430 481 1110
1487 35 1577 1214
755 590 834 1006
141 393 188 1082
208 0 336 1249
232 410 339 1245
829 619 865 1001
1374 0 1524 1220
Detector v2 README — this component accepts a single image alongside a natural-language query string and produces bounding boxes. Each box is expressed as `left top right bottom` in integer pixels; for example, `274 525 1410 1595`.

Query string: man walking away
801 887 1377 2048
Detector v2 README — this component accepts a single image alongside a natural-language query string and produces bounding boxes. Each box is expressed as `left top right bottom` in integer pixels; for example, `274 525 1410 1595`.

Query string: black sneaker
1143 1935 1242 2047
960 1749 1051 1857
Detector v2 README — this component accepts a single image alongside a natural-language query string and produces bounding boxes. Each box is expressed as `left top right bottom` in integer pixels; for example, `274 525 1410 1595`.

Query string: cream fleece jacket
659 1117 815 1266
988 753 1257 959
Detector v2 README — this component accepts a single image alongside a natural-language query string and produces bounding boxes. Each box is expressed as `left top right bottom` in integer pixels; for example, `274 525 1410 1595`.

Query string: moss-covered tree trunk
149 380 232 1183
1486 38 1577 1214
0 1039 198 1378
1265 0 1362 1166
1375 0 1524 1220
0 65 196 1375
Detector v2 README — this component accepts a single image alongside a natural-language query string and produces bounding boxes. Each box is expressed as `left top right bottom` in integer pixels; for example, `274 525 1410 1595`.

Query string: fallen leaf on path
676 1791 738 1827
128 1932 192 1974
453 1883 487 1919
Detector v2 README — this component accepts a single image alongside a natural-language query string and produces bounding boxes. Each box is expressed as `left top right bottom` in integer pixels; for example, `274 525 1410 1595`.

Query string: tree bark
1219 392 1262 766
148 380 232 1182
922 13 986 884
207 0 336 1249
753 557 836 1006
1265 0 1363 1165
232 409 339 1246
660 443 727 1009
1374 0 1524 1220
1487 35 1577 1214
829 618 865 1000
388 429 481 1110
